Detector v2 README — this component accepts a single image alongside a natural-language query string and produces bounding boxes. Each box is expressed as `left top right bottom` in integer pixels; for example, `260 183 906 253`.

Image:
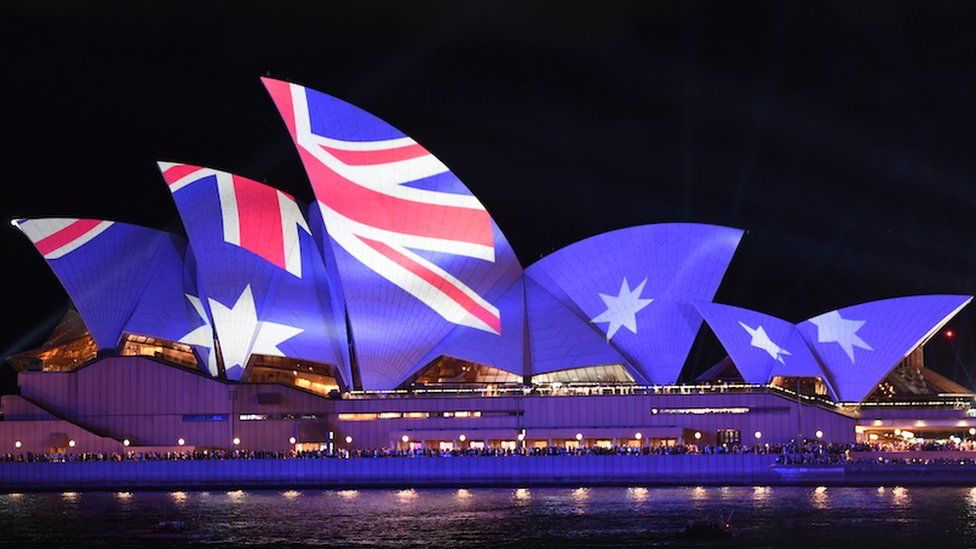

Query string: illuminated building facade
2 79 973 454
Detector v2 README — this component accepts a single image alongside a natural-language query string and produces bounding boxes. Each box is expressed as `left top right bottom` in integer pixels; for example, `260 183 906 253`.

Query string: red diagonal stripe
34 219 102 255
299 148 493 248
262 77 298 138
233 175 286 269
162 164 204 185
360 236 501 334
319 143 429 166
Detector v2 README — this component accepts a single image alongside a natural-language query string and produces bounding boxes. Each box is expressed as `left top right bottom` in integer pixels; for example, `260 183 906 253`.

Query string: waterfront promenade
2 453 976 491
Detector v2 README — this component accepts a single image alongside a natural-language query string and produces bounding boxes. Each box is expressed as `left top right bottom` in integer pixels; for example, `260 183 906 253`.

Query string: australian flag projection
12 76 974 401
160 163 348 383
263 78 524 390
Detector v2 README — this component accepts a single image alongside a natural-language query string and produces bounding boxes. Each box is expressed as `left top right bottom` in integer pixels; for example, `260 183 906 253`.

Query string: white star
590 277 654 340
738 322 792 364
208 285 304 374
809 310 873 363
179 294 219 376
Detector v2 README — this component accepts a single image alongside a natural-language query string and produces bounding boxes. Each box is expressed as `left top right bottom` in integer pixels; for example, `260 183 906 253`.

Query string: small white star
738 322 792 364
208 285 304 376
809 310 873 363
179 294 219 376
590 277 654 340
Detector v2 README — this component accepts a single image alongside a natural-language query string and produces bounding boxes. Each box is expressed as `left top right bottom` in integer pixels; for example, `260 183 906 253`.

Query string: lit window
338 413 379 421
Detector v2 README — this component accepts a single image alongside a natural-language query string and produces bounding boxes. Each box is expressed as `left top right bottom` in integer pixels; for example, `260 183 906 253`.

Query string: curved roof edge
525 222 746 271
799 294 973 403
693 300 838 399
156 160 304 203
523 222 744 384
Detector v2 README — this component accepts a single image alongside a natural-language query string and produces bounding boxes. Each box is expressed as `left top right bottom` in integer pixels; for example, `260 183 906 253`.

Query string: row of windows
337 410 521 421
239 414 328 421
182 414 330 422
650 407 790 415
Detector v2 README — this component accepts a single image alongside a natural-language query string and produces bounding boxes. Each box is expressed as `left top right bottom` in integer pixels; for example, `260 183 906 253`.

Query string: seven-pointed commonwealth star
738 321 792 364
208 285 304 371
809 310 873 363
590 278 654 341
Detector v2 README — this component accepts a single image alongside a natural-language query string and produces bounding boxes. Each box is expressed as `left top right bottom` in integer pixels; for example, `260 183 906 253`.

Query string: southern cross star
590 277 654 341
738 321 791 364
809 310 873 363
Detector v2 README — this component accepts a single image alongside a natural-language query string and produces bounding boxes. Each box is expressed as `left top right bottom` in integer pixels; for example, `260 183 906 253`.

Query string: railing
344 382 774 400
343 383 976 415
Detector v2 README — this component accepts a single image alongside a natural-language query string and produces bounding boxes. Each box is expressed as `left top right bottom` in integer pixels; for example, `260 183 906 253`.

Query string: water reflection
627 487 648 503
752 486 770 503
396 489 417 501
811 486 828 510
571 487 589 514
892 486 910 506
0 487 973 546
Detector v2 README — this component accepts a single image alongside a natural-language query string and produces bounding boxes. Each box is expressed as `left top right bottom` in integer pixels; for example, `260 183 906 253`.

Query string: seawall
1 456 974 491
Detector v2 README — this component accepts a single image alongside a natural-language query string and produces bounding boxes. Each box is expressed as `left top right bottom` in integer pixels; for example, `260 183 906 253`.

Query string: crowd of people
1 439 974 464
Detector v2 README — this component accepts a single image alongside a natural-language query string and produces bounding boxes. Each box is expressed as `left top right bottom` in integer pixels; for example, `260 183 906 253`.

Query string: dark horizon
3 1 976 392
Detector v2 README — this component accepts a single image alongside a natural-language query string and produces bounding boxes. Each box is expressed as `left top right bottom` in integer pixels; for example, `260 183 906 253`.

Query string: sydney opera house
3 78 974 455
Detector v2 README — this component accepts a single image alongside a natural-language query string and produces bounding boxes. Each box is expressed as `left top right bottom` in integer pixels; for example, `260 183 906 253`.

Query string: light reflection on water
396 488 418 501
892 486 911 507
752 486 770 504
0 486 973 547
627 486 648 503
811 486 828 510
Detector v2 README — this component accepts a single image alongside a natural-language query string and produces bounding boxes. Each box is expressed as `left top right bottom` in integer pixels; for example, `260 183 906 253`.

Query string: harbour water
2 485 975 547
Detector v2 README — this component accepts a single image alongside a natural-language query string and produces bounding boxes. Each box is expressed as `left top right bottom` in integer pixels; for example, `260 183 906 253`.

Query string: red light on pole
945 330 955 339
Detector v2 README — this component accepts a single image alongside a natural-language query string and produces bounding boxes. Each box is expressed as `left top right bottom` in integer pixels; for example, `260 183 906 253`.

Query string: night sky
3 2 976 393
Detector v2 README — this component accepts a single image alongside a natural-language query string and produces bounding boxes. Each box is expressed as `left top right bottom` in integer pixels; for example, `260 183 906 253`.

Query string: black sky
2 1 976 391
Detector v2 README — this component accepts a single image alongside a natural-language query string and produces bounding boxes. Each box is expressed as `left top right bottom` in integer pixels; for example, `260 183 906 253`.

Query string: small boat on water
676 512 733 539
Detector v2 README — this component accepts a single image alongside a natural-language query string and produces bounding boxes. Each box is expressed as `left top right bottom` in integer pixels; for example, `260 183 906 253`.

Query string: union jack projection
16 218 115 260
263 78 524 388
160 162 311 278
